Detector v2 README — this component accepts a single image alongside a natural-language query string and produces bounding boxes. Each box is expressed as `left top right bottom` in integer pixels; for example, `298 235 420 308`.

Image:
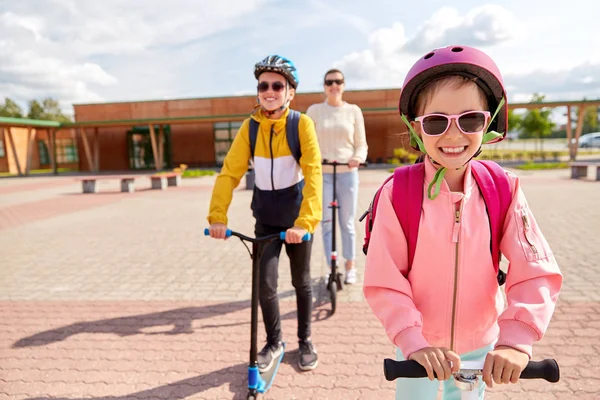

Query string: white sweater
306 101 368 173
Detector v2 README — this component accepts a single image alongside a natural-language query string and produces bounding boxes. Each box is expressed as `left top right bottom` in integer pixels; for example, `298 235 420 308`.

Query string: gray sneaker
298 339 318 371
257 341 283 373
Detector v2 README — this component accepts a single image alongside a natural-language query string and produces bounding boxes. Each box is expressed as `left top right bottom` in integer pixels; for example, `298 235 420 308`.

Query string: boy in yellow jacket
207 55 323 371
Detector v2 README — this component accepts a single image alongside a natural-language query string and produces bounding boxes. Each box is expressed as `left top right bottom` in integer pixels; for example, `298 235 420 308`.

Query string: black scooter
321 160 367 315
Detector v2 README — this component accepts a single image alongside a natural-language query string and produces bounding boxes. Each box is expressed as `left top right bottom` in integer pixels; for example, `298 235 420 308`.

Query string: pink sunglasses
415 111 490 136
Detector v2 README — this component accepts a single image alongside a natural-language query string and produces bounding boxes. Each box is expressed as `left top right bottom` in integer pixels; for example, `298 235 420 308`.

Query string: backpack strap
249 118 259 160
392 163 425 270
286 110 302 164
471 160 512 281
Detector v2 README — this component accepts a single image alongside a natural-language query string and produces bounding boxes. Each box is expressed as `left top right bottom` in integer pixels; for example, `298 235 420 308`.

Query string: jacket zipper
521 213 539 257
450 203 462 351
269 125 275 191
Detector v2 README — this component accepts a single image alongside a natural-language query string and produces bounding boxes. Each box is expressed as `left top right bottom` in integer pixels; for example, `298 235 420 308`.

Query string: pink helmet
399 45 508 142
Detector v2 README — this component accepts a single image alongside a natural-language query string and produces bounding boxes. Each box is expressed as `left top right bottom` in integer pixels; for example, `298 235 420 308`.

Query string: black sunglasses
257 81 286 93
325 79 344 86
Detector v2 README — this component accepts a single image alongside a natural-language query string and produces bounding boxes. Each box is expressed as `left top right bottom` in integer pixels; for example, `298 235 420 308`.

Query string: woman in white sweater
306 69 368 284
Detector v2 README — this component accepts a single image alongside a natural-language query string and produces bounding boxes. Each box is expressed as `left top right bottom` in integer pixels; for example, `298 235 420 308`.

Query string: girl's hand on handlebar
483 346 529 388
285 226 308 244
209 223 228 239
348 159 360 169
408 347 461 381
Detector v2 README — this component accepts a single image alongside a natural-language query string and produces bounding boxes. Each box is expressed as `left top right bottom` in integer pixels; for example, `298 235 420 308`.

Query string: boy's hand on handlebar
408 347 460 381
348 159 360 169
285 226 308 244
208 223 228 239
483 346 529 388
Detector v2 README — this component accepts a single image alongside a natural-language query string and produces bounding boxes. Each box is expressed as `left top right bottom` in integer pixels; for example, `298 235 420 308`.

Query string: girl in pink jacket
363 45 562 399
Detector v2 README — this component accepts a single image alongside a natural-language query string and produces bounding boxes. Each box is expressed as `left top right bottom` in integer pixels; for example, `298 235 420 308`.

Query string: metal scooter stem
249 240 263 372
330 161 339 287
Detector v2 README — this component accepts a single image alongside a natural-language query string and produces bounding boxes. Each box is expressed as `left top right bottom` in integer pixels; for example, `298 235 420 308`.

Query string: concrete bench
570 162 600 181
150 173 182 190
77 176 136 193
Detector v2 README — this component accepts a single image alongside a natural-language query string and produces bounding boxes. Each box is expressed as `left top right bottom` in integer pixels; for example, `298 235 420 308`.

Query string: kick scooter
205 228 310 399
321 159 367 315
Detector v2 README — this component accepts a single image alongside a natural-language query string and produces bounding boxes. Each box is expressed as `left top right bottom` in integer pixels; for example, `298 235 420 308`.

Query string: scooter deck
256 342 286 393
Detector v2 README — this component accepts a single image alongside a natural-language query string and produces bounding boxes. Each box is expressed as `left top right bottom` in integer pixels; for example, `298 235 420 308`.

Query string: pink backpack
360 160 512 285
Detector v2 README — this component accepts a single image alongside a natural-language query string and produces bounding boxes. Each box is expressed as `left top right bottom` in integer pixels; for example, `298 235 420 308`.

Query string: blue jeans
395 344 493 400
321 170 359 267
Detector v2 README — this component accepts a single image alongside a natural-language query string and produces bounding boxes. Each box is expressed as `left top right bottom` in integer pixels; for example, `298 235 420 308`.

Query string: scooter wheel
330 280 337 315
336 272 344 291
247 394 257 400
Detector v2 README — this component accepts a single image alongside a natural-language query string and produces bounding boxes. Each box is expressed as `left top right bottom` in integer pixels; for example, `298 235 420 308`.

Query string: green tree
0 98 24 118
27 100 45 120
519 93 555 152
507 109 522 135
27 97 72 122
582 106 598 134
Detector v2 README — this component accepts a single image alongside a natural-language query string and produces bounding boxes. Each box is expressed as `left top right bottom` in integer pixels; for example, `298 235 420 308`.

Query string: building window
56 138 79 163
38 141 50 165
0 139 5 158
214 121 243 165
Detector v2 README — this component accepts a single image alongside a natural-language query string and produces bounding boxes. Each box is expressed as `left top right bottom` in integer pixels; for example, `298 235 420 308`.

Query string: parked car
574 132 600 148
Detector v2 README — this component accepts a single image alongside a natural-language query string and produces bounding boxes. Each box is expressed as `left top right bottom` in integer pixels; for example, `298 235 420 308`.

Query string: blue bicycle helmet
254 55 299 89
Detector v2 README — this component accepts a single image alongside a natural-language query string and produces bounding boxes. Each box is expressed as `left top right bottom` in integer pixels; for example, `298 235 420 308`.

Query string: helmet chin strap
400 97 505 200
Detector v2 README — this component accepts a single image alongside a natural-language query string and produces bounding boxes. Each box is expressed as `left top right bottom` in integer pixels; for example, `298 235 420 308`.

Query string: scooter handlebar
383 358 560 383
322 159 368 167
204 228 310 242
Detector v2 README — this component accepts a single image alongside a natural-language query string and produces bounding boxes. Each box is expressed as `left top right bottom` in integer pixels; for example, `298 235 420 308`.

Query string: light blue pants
321 170 359 266
395 344 493 400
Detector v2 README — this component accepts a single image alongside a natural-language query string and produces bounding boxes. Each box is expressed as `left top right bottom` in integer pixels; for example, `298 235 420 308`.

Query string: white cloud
333 4 600 105
333 5 521 88
506 62 600 100
0 0 267 112
306 0 371 36
2 0 599 116
403 5 522 53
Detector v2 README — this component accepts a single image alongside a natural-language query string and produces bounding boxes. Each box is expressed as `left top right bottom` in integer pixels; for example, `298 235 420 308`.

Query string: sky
1 0 599 121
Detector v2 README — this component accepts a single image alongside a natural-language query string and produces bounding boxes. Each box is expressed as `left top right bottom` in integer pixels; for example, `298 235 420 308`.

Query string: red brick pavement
0 300 598 400
0 179 215 230
0 193 142 230
0 179 75 196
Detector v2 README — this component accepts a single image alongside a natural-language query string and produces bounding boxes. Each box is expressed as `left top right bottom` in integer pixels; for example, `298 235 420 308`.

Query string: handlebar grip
279 232 312 241
520 359 560 383
384 359 428 381
204 228 232 237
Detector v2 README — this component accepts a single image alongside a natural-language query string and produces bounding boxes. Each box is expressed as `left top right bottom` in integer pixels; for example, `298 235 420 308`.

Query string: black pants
255 222 313 344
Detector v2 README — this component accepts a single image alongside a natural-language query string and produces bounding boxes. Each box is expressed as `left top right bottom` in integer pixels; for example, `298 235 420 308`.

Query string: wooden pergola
1 98 598 176
0 117 61 176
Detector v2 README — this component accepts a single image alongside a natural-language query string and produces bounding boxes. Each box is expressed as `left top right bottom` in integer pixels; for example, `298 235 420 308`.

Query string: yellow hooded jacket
207 108 322 233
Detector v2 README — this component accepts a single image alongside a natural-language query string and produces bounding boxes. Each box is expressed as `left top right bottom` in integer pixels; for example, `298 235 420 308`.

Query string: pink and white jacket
363 157 562 359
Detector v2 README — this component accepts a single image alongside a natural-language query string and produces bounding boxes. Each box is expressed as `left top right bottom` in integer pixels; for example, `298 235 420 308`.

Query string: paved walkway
0 168 599 399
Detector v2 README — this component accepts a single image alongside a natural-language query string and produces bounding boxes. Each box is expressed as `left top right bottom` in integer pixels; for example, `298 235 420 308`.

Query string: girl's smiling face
411 77 489 170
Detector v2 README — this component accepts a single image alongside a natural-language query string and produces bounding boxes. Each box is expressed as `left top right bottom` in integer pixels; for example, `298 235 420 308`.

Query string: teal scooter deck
249 342 286 393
